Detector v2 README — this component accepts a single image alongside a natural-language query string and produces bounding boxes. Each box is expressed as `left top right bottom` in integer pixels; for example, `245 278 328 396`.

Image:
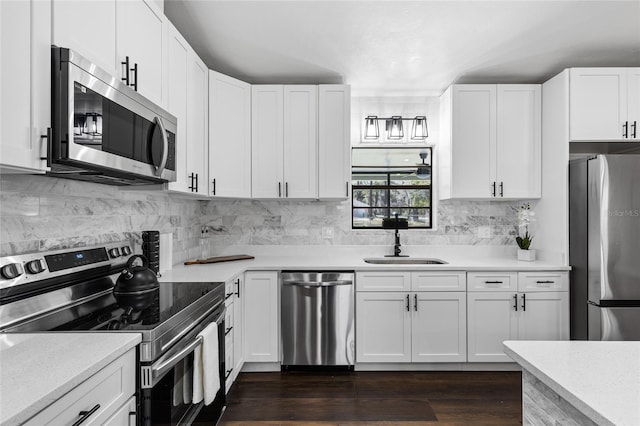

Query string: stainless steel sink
363 257 448 265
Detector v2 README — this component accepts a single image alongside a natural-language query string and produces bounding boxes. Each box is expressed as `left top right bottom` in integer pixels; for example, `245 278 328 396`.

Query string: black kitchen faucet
383 213 409 257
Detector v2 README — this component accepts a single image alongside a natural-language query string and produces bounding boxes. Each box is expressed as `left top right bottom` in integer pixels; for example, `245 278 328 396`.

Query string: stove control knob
26 259 46 274
1 263 24 279
108 248 121 258
121 246 132 256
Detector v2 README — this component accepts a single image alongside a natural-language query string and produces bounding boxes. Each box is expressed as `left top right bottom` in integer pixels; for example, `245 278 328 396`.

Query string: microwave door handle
153 116 169 177
151 335 202 382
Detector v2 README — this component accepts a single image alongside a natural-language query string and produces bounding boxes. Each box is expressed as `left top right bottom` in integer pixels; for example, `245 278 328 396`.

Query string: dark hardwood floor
217 370 522 425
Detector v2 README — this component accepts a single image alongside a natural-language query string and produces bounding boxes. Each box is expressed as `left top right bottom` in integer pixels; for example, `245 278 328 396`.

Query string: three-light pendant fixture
364 115 428 140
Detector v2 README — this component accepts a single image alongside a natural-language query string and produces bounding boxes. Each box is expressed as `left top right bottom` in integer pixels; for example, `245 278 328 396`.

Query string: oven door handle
151 335 203 382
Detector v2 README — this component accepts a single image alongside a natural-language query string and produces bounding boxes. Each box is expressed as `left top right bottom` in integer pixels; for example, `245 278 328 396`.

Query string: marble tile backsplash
200 198 521 250
0 175 204 262
1 176 521 260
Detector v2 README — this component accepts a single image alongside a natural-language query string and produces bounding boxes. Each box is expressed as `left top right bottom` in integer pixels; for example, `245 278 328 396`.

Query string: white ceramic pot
517 249 536 262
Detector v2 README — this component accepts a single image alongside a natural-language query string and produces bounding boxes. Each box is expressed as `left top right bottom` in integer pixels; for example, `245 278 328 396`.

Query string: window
352 147 432 229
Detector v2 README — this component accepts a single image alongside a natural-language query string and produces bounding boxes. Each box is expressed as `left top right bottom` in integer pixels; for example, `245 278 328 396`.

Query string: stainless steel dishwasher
281 271 355 367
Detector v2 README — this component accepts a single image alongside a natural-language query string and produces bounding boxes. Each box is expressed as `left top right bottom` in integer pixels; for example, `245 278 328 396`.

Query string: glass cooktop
55 281 223 332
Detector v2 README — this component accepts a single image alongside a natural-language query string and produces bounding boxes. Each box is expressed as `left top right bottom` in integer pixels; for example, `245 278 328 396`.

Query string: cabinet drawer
26 348 136 426
467 272 518 291
518 272 568 292
411 272 466 291
224 307 234 334
356 271 411 291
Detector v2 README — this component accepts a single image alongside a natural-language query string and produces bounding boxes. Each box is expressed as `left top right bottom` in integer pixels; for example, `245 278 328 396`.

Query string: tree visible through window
352 147 432 229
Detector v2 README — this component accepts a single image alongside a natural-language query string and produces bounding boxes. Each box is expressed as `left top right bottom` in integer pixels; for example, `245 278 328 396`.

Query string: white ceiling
165 0 640 96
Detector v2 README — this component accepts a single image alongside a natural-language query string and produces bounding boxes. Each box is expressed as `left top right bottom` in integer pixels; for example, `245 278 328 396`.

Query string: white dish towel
192 321 220 405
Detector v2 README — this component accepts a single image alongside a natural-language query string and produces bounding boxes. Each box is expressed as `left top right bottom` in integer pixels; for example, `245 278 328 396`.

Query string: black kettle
113 254 159 312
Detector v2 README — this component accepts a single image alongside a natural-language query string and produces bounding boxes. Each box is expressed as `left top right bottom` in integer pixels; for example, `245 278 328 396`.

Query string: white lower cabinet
467 272 569 362
412 292 467 362
356 292 412 363
355 271 467 363
25 348 136 425
243 271 279 362
102 396 136 426
223 273 244 391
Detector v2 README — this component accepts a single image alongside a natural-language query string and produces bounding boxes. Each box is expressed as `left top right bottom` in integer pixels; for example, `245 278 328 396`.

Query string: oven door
139 305 225 426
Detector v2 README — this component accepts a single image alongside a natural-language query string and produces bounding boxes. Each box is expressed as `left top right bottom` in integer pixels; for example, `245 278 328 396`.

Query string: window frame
351 147 433 230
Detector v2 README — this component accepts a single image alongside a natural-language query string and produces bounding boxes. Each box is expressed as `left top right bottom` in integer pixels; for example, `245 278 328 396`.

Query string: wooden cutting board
184 254 255 265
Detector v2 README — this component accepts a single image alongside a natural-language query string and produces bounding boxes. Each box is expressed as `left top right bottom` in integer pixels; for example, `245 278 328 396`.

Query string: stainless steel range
0 242 226 425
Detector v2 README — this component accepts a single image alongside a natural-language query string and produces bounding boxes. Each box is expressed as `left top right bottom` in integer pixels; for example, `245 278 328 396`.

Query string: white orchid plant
516 203 535 250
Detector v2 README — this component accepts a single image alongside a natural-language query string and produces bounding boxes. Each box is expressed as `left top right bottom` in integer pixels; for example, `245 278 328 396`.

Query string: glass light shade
83 113 102 136
364 116 379 140
411 116 428 140
387 116 404 140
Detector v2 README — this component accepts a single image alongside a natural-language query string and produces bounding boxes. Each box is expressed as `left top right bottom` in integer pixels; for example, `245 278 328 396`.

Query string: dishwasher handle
282 280 353 287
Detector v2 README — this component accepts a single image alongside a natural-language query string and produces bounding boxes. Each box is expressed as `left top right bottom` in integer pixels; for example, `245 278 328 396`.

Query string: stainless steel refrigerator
569 154 640 340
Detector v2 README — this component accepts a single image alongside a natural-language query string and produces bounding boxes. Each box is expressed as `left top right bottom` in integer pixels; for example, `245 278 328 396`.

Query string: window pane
353 188 388 207
352 173 388 186
352 208 389 227
389 208 430 228
389 189 430 207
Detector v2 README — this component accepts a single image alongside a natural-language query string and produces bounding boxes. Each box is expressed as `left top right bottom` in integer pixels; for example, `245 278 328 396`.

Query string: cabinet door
102 395 136 426
318 85 351 199
186 52 209 196
233 275 244 380
412 292 466 362
356 292 411 363
518 292 569 341
627 68 640 140
116 0 165 107
209 71 252 197
467 292 518 362
166 23 189 193
243 272 279 362
451 85 496 198
496 85 541 198
0 0 49 173
52 0 117 76
252 86 284 198
283 85 318 199
570 68 627 141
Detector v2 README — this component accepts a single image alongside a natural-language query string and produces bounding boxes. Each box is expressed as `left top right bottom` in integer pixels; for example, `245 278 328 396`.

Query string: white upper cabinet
186 51 209 197
252 85 318 199
52 0 166 108
0 0 50 173
439 84 541 200
210 71 252 198
496 85 542 198
252 85 284 198
318 85 351 199
166 23 189 193
570 68 640 141
165 23 208 197
283 86 318 199
52 0 117 76
116 0 166 108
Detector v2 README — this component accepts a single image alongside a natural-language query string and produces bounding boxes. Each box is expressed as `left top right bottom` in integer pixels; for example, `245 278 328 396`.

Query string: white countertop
503 340 640 426
159 246 569 284
0 333 141 426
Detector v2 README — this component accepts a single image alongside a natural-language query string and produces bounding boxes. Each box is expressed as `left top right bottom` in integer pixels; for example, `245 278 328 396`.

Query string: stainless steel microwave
50 47 176 185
